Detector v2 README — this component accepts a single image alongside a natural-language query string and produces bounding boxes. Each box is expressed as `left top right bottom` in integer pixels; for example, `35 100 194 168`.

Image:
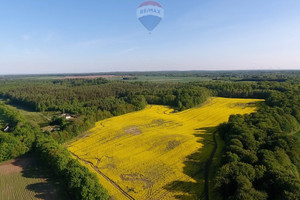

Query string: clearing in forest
0 99 58 127
68 97 263 199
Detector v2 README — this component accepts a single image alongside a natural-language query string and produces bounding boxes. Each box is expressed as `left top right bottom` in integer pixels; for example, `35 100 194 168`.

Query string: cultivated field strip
0 155 69 200
68 97 263 199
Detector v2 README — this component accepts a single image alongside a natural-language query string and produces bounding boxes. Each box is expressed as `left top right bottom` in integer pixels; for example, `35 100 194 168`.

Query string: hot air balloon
137 1 164 33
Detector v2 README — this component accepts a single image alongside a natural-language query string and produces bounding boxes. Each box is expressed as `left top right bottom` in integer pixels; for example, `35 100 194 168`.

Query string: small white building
3 125 10 132
59 113 72 120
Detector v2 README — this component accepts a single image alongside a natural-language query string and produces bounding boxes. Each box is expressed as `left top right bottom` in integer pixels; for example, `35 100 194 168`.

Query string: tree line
0 103 36 161
35 131 109 199
214 81 300 199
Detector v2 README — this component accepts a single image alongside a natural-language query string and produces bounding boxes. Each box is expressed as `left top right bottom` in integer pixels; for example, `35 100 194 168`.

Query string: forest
0 71 299 200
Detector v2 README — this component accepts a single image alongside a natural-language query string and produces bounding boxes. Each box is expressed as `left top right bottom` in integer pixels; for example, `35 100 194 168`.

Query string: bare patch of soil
96 156 116 169
166 140 181 151
124 126 142 136
120 174 154 189
0 157 34 175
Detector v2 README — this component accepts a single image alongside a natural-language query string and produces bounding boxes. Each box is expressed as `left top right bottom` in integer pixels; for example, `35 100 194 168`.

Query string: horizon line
0 69 300 76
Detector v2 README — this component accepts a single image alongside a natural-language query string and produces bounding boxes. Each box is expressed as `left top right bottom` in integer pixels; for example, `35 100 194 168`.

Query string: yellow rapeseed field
68 97 263 200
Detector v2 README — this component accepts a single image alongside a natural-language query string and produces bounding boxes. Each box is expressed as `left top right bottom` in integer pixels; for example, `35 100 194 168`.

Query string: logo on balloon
137 1 164 33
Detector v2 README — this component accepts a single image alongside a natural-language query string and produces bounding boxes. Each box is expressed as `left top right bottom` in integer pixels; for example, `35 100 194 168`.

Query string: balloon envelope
137 1 164 32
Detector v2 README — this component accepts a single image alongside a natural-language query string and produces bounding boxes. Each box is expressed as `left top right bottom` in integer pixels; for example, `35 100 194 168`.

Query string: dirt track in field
70 152 135 200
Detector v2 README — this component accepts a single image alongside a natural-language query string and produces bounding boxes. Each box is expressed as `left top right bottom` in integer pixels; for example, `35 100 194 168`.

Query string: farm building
3 124 10 132
59 113 72 120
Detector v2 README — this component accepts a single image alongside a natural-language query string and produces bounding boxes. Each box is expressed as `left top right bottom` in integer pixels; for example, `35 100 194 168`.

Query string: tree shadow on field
12 153 71 200
163 127 216 200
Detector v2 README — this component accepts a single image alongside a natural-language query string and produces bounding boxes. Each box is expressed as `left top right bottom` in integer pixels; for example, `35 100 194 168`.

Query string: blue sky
0 0 300 74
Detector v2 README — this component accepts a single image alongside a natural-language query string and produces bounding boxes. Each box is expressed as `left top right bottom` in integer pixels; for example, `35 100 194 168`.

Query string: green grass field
0 99 58 127
0 154 69 200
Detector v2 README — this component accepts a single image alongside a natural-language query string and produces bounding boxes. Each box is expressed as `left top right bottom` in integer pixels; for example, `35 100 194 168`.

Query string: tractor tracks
203 131 218 200
70 152 135 200
71 130 219 200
